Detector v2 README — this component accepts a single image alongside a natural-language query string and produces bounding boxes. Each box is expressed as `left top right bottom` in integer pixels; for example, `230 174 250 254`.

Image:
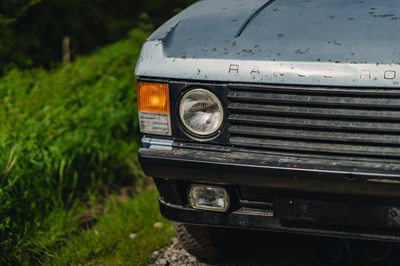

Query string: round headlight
179 89 223 136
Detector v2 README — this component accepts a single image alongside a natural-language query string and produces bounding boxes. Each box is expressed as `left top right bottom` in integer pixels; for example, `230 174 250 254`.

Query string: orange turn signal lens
137 82 170 114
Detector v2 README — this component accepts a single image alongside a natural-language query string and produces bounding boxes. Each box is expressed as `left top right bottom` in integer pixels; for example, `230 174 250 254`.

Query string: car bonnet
135 0 400 87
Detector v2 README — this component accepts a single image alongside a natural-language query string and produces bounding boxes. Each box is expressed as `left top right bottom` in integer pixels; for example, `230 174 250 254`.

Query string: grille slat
228 85 400 159
228 91 400 110
229 103 400 122
229 114 400 133
229 84 400 97
230 136 400 158
229 125 400 146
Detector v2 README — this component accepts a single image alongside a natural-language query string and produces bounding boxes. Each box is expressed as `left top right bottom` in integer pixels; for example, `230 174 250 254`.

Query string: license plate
274 197 400 229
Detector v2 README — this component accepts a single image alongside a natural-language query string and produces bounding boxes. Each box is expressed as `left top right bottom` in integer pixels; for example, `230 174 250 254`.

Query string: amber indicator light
137 82 170 114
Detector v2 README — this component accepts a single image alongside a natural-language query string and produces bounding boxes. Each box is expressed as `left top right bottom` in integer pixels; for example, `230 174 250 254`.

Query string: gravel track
151 231 400 266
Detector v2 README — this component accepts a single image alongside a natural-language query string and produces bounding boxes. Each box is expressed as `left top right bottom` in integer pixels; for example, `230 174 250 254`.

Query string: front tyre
173 222 235 261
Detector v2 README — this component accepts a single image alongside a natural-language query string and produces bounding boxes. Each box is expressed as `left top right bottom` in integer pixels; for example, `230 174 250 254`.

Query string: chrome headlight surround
179 88 224 137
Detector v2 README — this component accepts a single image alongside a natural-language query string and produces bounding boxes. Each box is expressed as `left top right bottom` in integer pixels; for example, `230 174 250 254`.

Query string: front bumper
139 144 400 241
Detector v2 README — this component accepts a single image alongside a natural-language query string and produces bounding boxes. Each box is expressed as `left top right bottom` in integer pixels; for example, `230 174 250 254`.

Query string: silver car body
136 0 400 87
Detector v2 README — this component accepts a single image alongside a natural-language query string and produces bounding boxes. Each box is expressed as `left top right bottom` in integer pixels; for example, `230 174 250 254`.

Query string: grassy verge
0 26 161 264
45 189 174 266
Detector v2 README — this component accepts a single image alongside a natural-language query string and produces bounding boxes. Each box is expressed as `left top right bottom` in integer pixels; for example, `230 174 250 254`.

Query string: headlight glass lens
179 89 223 136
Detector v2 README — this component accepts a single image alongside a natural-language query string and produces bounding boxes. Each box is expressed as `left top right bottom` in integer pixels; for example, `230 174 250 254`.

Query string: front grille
228 84 400 159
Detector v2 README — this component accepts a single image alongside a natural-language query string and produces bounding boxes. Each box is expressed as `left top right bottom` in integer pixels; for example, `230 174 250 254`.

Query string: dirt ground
151 231 400 266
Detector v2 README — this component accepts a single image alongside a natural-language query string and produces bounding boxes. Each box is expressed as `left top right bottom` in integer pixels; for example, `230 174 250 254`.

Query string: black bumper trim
139 147 400 198
159 199 400 242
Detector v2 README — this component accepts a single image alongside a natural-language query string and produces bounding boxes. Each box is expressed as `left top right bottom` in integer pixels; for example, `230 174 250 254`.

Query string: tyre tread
174 222 227 260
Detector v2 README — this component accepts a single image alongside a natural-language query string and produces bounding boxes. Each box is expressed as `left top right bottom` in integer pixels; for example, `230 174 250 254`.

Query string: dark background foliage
0 0 195 74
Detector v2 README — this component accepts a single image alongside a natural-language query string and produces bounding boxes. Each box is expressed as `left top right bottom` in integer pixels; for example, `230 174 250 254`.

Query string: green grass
45 189 174 266
0 27 154 264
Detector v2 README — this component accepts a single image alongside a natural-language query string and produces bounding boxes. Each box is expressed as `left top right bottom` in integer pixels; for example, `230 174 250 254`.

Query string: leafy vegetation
46 189 174 266
0 27 150 264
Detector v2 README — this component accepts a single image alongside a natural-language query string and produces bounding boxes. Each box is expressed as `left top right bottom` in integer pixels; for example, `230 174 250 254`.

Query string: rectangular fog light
188 185 230 212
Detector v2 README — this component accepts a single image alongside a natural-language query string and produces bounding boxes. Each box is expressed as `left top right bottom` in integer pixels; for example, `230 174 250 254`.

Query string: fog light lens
188 185 229 212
